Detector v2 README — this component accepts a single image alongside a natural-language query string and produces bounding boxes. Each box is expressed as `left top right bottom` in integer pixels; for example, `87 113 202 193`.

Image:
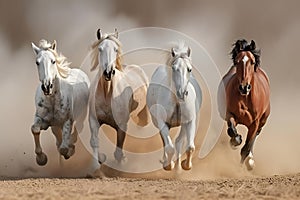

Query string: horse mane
230 39 261 68
38 39 71 78
90 34 123 72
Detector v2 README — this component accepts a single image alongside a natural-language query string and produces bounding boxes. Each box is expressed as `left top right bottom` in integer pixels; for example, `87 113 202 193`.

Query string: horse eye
51 60 56 64
188 68 192 73
114 48 118 52
36 61 39 66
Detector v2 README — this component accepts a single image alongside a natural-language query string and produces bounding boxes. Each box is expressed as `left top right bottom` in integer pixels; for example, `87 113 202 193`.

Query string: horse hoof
98 153 107 164
245 156 255 170
68 145 75 157
230 135 242 148
163 161 174 171
36 153 48 166
59 147 69 159
114 150 125 163
181 159 192 170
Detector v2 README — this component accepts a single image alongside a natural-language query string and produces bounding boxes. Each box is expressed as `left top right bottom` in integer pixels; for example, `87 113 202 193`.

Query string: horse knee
31 124 40 135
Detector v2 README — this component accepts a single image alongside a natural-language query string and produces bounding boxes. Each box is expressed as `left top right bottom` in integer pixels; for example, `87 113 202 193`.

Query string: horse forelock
231 39 261 68
38 40 71 78
90 34 123 72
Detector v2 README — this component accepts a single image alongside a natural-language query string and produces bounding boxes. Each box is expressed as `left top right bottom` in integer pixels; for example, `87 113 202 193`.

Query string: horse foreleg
241 121 259 170
181 120 196 170
114 128 126 162
89 117 106 166
227 116 242 148
31 117 48 166
51 126 62 150
160 124 175 171
175 127 186 170
60 119 73 159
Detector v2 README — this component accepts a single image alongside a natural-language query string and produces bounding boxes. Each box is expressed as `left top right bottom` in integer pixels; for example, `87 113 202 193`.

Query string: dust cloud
0 0 300 179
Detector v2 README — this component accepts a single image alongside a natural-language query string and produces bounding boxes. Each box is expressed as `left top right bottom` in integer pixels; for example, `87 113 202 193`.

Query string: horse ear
51 40 57 51
187 47 191 57
250 40 256 50
114 28 119 38
171 47 176 57
31 42 40 55
97 29 102 40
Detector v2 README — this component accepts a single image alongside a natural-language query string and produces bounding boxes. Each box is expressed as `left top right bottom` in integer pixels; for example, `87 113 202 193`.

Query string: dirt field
1 173 300 200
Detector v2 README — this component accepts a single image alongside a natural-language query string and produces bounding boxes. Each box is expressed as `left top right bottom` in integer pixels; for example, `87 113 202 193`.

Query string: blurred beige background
0 0 299 178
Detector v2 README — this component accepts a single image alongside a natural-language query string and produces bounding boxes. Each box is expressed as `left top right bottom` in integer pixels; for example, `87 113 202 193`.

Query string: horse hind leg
227 117 242 149
31 117 48 166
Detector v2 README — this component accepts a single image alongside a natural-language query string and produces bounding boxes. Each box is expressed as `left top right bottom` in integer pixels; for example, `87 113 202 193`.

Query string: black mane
230 39 261 69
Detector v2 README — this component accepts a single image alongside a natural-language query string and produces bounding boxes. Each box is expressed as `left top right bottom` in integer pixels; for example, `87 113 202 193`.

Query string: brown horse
218 39 270 170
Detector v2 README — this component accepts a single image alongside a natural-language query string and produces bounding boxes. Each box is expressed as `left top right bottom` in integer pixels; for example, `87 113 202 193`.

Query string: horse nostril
239 85 243 91
247 84 252 90
50 83 53 88
41 84 46 91
112 69 115 75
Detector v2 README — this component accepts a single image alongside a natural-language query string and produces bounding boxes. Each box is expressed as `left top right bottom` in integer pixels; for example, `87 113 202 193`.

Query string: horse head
235 51 256 96
231 39 261 96
32 40 58 95
96 28 121 81
170 45 193 100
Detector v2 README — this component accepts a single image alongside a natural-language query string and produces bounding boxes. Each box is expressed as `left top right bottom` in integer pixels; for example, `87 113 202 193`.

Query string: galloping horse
31 39 90 165
89 29 149 167
218 39 270 170
147 44 202 170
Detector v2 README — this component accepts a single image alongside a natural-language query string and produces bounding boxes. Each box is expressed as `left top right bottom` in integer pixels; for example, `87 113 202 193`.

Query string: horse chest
37 95 71 125
168 103 181 127
235 101 255 125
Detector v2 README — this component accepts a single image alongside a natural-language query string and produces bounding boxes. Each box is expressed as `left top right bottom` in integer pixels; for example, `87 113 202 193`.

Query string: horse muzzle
177 90 188 101
103 69 115 81
239 84 251 96
41 82 54 95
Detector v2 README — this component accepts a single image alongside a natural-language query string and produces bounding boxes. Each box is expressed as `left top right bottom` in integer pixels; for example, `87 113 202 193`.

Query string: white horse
147 44 202 170
89 29 149 167
31 39 90 166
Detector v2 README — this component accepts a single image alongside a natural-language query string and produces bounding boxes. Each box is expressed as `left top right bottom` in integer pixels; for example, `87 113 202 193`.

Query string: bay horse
31 39 90 166
89 29 149 169
147 43 202 170
218 39 270 170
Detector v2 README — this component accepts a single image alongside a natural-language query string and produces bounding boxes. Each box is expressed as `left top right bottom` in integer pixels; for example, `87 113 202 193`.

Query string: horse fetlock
240 147 251 164
230 134 242 148
114 149 125 162
165 145 175 158
227 127 237 138
245 155 255 170
36 152 48 166
31 124 41 134
98 153 107 164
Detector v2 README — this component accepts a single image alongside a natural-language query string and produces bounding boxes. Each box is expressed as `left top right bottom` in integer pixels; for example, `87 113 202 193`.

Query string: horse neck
97 74 113 98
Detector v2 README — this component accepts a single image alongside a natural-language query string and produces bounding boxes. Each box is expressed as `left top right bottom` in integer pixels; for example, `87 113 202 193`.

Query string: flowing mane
230 39 261 69
38 39 71 78
90 34 123 72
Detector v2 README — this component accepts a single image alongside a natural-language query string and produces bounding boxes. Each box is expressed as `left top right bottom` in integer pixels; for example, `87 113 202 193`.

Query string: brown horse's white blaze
219 39 270 170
